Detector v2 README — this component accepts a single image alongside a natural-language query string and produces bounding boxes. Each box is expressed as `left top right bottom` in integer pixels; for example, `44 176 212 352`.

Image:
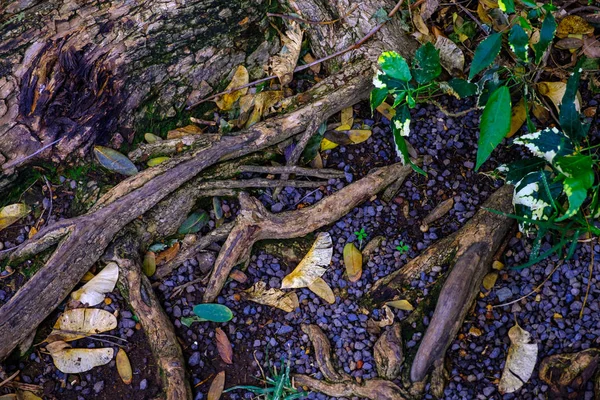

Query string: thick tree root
203 161 416 302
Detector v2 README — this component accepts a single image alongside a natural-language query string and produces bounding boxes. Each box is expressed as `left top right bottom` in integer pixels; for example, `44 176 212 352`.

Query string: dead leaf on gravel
435 36 464 77
47 308 117 342
215 66 249 111
532 101 550 124
341 107 354 127
556 15 594 39
348 130 372 144
116 348 133 384
16 392 42 400
482 272 498 291
215 328 233 364
507 97 528 138
229 269 248 283
413 12 429 36
308 277 335 304
242 281 299 312
0 203 30 232
498 322 538 393
376 102 396 120
208 371 225 400
71 263 119 306
281 232 332 289
156 242 180 265
343 242 362 282
386 299 414 311
47 341 113 374
420 198 454 232
269 22 303 86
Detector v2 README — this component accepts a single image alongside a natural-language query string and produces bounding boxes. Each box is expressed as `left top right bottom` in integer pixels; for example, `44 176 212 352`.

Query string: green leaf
469 33 503 81
93 145 138 176
192 304 234 323
519 0 537 7
560 58 589 143
412 42 441 84
301 122 326 163
391 106 425 176
509 24 529 62
499 0 515 13
497 157 547 185
149 243 167 252
555 154 594 179
513 128 575 163
446 78 478 98
378 51 411 82
557 174 593 221
178 211 209 234
476 86 511 170
533 12 556 63
370 87 388 112
513 170 562 233
213 197 223 220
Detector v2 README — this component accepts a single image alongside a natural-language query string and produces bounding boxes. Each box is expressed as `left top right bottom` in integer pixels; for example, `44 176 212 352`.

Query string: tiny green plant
354 227 368 248
396 241 409 254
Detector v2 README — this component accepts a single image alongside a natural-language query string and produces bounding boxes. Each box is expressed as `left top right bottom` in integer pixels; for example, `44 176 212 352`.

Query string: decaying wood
301 325 350 382
419 198 454 232
374 322 403 380
238 165 345 179
203 161 416 302
539 349 600 399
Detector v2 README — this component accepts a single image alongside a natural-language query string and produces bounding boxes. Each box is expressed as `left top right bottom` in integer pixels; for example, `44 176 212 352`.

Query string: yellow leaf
0 203 30 232
116 348 133 384
245 91 284 128
215 66 249 111
413 12 430 35
47 341 113 374
341 107 354 127
147 157 170 167
242 281 299 312
208 371 226 400
482 272 498 291
28 226 38 239
320 138 338 151
47 308 117 342
308 277 335 304
376 102 396 119
492 260 505 270
17 392 42 400
143 251 156 277
166 124 203 139
269 22 303 86
303 53 321 74
553 313 563 319
537 81 581 112
144 133 162 143
556 15 594 39
508 100 526 139
386 299 414 311
282 232 332 289
348 130 372 144
343 242 363 282
499 323 538 393
71 263 119 306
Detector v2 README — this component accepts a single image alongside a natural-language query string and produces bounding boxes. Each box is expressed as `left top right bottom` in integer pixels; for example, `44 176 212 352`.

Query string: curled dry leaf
537 81 581 112
498 323 538 393
71 263 119 306
215 66 249 111
0 203 31 232
556 15 594 39
116 348 133 384
208 371 226 400
47 308 117 342
156 242 180 265
269 22 303 86
242 281 299 312
47 341 113 374
308 277 335 304
281 232 332 289
215 328 233 364
341 107 354 127
435 36 465 77
420 197 454 232
343 242 362 282
245 91 284 128
375 305 395 328
166 124 203 139
539 348 600 397
386 299 414 311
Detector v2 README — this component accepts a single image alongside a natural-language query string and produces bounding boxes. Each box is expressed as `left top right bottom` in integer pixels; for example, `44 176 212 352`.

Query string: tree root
203 161 416 303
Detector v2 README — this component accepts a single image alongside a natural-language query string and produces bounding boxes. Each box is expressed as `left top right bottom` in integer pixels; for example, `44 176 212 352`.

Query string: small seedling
354 227 368 248
396 241 409 254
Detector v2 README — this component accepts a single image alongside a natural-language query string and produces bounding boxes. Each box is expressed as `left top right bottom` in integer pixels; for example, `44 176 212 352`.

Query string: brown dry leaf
498 323 538 393
555 37 583 50
308 277 335 304
482 272 498 291
420 198 454 232
208 371 226 400
156 242 180 265
116 348 133 384
583 36 600 59
476 2 493 25
47 308 117 342
28 226 37 239
47 341 114 374
421 0 440 20
311 152 324 169
343 242 362 282
377 305 395 327
242 281 299 312
215 66 249 111
0 203 30 232
435 36 464 77
413 12 430 35
269 22 303 86
341 107 354 127
479 0 498 8
246 91 284 128
215 328 233 364
303 53 321 74
386 299 414 311
507 98 528 138
71 263 119 306
229 269 248 283
348 130 372 144
537 81 581 112
281 232 332 289
556 15 594 39
166 124 203 139
532 101 550 124
376 102 396 120
469 327 482 337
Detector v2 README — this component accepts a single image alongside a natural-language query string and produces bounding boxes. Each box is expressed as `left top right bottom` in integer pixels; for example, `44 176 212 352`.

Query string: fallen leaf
155 242 180 265
193 304 234 322
532 101 550 124
281 232 332 289
320 137 338 151
376 101 396 120
178 211 209 234
144 133 162 143
539 349 600 398
0 203 31 232
420 198 454 232
308 277 335 304
242 281 299 312
537 81 581 112
93 146 138 176
147 157 170 167
215 328 233 364
469 327 482 337
386 299 414 311
482 272 498 291
498 323 538 393
376 305 395 328
0 395 16 400
116 348 133 384
583 36 600 59
348 130 372 144
434 36 464 77
47 341 113 374
556 15 594 39
507 97 528 138
413 12 430 35
341 107 354 127
47 308 117 342
492 260 505 270
28 226 37 239
229 269 248 283
16 391 42 400
303 53 321 74
555 37 583 50
215 66 249 111
143 251 156 277
208 371 225 400
167 124 203 139
343 242 363 282
246 91 283 128
71 263 119 306
269 22 303 86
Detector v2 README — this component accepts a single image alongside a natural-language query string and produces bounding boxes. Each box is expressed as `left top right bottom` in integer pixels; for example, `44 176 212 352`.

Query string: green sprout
396 241 409 254
353 227 368 248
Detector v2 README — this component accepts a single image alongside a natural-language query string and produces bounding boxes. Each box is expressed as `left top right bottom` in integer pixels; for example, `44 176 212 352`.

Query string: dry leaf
229 269 248 283
343 242 362 282
362 236 384 264
28 226 37 239
156 242 180 265
482 272 498 291
47 308 117 342
386 299 414 311
303 53 321 74
208 371 225 400
281 232 332 289
469 327 482 337
308 277 335 304
507 98 528 138
116 348 133 384
143 251 156 277
492 260 505 270
71 263 119 306
556 15 594 39
498 323 538 393
420 198 454 232
348 130 372 144
246 91 283 128
537 81 581 112
435 36 464 77
532 101 550 124
166 124 203 139
269 22 303 86
215 328 233 364
0 203 30 232
376 102 396 120
555 37 583 50
242 281 299 312
376 305 395 328
320 137 339 151
47 341 113 374
215 66 249 111
17 392 42 400
583 36 600 59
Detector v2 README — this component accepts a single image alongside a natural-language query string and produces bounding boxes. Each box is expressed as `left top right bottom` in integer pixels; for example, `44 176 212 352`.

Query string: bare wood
238 165 345 179
203 161 416 303
294 375 407 400
301 325 350 382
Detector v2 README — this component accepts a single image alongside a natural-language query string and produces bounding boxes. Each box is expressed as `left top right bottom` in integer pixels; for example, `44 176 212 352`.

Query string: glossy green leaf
412 42 441 84
301 122 326 163
378 51 411 82
513 170 561 233
519 0 536 7
192 304 234 322
534 12 556 63
509 25 529 62
497 158 547 185
370 87 388 112
499 0 515 13
557 174 593 221
447 78 478 98
476 86 511 170
560 58 589 143
213 197 223 220
513 128 575 163
178 211 209 234
469 33 503 81
93 146 138 176
391 106 425 176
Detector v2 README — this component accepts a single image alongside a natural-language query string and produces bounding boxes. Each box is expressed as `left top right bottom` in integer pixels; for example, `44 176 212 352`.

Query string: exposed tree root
203 161 417 303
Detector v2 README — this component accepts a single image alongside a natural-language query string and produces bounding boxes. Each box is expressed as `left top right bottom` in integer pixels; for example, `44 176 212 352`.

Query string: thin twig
42 175 53 228
187 0 406 110
429 99 479 117
494 261 564 308
0 370 19 389
580 239 595 319
239 165 345 179
2 137 64 171
454 1 487 35
267 4 359 25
